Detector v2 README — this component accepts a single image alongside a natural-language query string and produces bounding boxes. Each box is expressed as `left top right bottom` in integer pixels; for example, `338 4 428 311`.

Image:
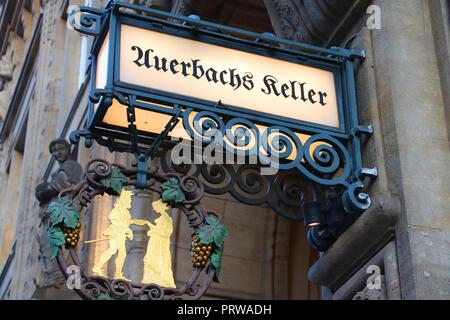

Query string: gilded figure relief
142 199 176 287
91 190 149 280
90 191 175 287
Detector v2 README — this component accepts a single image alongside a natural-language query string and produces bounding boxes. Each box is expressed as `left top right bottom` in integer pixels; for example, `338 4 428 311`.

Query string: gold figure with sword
90 190 149 280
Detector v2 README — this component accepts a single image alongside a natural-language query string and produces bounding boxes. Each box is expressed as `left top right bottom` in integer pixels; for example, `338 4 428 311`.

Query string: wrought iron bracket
133 107 181 189
134 154 148 189
68 5 103 36
69 129 94 148
330 47 366 61
352 125 374 137
71 110 181 190
143 106 181 160
126 95 139 154
357 167 378 180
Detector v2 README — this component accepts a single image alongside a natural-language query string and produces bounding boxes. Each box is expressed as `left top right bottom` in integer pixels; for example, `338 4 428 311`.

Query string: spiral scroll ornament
68 5 102 36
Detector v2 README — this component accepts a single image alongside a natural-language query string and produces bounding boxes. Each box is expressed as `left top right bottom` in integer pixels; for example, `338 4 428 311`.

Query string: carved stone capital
264 0 369 46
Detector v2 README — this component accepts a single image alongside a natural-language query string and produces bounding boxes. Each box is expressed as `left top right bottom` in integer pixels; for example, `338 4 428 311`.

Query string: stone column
306 0 450 300
369 0 450 299
123 190 155 283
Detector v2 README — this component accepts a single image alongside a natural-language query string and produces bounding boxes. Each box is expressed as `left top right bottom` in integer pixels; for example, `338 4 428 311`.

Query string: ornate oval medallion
46 159 228 300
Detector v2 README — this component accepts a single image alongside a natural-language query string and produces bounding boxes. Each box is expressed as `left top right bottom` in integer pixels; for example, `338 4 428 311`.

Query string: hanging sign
99 25 340 128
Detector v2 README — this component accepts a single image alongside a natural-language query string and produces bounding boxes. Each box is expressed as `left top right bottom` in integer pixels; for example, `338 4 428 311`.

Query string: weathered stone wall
372 0 450 299
0 1 45 299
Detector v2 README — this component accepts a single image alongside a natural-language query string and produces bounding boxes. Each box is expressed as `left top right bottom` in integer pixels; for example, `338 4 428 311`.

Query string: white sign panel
118 24 340 128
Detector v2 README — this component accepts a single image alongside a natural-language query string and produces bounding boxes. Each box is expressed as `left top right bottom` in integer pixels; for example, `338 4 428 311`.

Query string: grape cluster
63 223 81 248
190 234 213 269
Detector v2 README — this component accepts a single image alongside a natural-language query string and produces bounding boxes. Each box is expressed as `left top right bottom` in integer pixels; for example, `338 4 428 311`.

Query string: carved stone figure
35 139 83 205
34 138 82 289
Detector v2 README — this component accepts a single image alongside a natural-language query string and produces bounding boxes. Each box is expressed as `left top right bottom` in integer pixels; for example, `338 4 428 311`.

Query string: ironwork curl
81 279 106 299
183 109 225 144
68 6 103 36
180 176 204 204
159 152 313 221
140 284 165 300
223 118 259 157
260 126 303 169
299 133 352 186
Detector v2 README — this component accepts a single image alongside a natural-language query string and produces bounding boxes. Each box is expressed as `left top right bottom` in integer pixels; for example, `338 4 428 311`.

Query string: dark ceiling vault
187 0 274 34
171 0 372 47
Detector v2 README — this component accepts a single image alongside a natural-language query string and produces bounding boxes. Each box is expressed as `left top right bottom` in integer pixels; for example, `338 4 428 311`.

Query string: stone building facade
0 0 448 300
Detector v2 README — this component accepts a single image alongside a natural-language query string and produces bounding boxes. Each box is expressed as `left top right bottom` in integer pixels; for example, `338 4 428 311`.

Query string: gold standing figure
92 190 148 280
142 199 176 288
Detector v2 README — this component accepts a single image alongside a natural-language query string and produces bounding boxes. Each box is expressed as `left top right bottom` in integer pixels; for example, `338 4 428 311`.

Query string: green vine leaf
48 197 80 228
97 293 113 300
48 226 65 260
211 246 224 283
198 215 229 248
161 178 185 203
101 168 127 194
97 293 129 300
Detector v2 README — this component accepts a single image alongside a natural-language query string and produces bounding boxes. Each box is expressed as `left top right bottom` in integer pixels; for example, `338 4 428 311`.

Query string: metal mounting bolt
352 124 373 137
357 167 378 180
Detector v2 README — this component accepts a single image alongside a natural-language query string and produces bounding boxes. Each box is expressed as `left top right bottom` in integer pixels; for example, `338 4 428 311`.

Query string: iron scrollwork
159 151 313 221
49 159 227 300
181 108 353 184
71 98 374 221
177 107 371 213
68 5 103 36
